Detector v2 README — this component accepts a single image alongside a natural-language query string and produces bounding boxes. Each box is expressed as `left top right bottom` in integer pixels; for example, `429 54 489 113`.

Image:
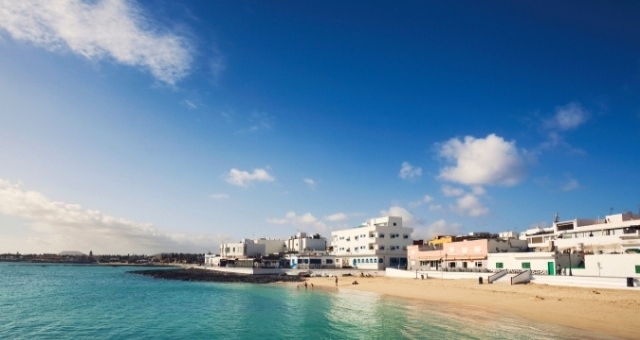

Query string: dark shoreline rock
128 268 305 284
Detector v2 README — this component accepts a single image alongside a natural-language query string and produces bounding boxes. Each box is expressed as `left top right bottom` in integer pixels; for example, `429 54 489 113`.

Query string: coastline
304 275 640 339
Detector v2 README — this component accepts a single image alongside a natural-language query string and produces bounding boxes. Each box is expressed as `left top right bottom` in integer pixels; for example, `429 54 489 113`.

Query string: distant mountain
58 251 86 256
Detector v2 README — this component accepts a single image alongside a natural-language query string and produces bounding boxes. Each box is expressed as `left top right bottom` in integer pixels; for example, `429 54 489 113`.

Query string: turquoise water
0 263 619 339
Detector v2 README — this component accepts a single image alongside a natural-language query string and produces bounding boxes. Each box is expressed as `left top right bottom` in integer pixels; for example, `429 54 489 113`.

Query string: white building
522 212 640 254
219 238 287 258
286 232 327 253
287 253 336 269
330 216 413 269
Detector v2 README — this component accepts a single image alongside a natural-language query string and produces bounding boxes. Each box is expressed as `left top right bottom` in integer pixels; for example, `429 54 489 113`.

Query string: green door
548 262 555 275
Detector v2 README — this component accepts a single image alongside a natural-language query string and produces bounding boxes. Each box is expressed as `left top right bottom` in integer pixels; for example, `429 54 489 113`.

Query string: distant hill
58 251 86 256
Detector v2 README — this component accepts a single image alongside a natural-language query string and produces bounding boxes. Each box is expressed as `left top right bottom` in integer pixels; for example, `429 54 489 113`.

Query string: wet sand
304 275 640 339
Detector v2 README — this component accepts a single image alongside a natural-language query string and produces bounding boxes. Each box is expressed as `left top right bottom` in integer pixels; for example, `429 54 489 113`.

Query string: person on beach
304 281 308 290
335 276 338 286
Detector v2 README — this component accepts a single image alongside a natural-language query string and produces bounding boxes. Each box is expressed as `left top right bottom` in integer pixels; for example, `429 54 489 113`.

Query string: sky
0 1 639 255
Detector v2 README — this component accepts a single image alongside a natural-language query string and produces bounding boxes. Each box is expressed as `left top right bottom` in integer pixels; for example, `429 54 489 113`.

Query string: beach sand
304 275 640 339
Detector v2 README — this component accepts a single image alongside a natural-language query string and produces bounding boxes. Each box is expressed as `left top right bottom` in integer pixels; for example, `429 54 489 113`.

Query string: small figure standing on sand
311 283 314 289
335 276 338 286
304 281 308 290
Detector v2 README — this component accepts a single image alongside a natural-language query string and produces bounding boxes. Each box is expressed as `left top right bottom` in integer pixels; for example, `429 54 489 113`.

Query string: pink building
407 238 527 271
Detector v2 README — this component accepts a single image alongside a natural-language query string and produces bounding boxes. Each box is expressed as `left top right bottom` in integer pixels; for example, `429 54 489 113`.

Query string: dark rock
127 268 304 284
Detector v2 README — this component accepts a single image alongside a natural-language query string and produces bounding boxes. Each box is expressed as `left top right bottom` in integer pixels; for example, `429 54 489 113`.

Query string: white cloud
399 162 422 180
412 219 463 241
0 179 221 254
409 195 434 208
561 178 580 192
303 178 316 189
324 212 347 222
0 0 192 85
545 102 589 131
183 100 198 110
209 193 229 200
267 211 327 233
441 185 464 197
380 206 422 227
428 204 443 211
437 134 525 186
225 168 274 187
452 194 489 217
237 111 274 134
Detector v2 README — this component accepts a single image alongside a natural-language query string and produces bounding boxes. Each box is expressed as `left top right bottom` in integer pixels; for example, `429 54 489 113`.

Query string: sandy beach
304 275 640 339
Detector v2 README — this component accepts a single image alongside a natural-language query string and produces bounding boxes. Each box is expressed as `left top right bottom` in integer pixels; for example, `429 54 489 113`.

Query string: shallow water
0 263 620 339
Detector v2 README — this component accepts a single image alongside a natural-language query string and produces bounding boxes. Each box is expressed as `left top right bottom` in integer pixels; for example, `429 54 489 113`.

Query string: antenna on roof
609 207 614 215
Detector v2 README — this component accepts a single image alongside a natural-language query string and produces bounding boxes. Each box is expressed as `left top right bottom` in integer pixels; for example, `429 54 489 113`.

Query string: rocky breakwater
128 268 305 284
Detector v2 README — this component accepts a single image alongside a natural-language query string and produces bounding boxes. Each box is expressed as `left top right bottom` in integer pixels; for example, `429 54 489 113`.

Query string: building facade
330 216 413 269
407 237 528 271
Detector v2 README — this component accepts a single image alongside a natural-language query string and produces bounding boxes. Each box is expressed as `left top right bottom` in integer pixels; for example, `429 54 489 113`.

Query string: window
378 258 383 263
636 265 640 274
379 246 385 250
326 259 333 264
365 259 369 263
379 233 385 238
475 262 483 268
522 262 531 269
496 262 503 269
393 222 397 226
403 234 408 239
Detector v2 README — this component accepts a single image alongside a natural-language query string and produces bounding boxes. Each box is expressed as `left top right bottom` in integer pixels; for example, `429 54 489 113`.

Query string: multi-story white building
218 238 287 258
286 232 327 253
522 212 640 254
330 216 413 269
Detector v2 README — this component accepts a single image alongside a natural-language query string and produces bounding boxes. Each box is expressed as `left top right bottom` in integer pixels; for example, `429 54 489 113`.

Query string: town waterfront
0 263 620 340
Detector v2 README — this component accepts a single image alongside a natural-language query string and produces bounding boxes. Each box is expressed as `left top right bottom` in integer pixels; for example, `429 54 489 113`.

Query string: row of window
338 245 406 252
495 262 529 269
354 258 383 264
335 233 410 241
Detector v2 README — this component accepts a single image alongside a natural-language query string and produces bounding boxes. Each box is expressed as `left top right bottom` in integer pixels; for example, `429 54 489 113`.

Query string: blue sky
0 1 639 254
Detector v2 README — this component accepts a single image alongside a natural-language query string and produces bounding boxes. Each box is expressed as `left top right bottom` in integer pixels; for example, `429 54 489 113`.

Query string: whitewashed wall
579 254 640 277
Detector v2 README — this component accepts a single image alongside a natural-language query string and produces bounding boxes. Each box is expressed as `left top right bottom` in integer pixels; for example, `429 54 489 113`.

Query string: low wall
386 268 488 281
203 267 283 275
511 270 531 285
204 267 383 277
532 275 640 290
488 270 507 283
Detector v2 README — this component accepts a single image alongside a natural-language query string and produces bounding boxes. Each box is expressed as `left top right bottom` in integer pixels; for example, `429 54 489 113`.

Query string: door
548 262 555 275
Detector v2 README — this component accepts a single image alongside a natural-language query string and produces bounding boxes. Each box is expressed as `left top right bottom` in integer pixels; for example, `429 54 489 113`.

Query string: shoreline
303 275 640 339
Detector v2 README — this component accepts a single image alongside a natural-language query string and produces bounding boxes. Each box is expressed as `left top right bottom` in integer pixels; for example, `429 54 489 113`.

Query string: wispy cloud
398 161 422 180
451 193 489 217
0 0 192 85
236 111 275 134
225 168 275 187
437 134 525 187
0 178 222 254
409 195 434 208
441 185 464 197
323 212 363 222
561 178 580 192
267 211 327 232
303 178 316 189
379 205 461 240
544 102 589 131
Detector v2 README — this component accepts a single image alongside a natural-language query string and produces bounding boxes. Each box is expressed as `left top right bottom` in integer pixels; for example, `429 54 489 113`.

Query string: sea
0 263 620 340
